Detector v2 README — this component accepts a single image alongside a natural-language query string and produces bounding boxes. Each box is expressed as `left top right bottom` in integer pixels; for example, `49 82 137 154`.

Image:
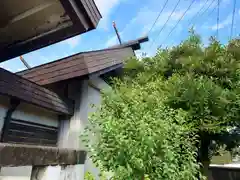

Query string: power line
197 6 217 32
148 0 169 35
187 0 209 27
230 0 237 39
149 0 181 49
168 0 215 47
195 0 216 25
201 1 219 25
160 0 195 46
168 0 210 47
216 0 220 38
200 0 223 39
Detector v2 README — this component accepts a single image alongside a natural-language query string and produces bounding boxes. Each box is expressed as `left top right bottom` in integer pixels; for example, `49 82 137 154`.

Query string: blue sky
1 0 239 72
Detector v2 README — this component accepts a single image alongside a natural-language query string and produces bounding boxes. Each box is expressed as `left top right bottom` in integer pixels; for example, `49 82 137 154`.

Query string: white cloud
17 68 26 72
106 0 231 53
0 57 25 73
95 0 120 17
210 14 232 30
105 0 207 48
0 63 12 72
94 0 123 30
62 35 81 48
105 36 118 47
105 17 138 47
104 4 187 48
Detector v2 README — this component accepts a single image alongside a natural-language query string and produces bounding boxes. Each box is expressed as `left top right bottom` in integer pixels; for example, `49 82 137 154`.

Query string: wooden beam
1 2 56 29
18 47 134 85
0 99 20 142
60 0 89 30
0 68 74 115
0 143 86 167
0 0 101 62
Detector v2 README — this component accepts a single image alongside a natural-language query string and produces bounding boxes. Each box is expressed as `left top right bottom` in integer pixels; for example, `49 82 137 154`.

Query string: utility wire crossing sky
0 0 239 73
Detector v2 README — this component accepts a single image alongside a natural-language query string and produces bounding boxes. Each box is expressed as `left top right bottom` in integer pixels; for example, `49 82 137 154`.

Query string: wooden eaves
0 0 101 62
18 36 149 86
0 68 74 115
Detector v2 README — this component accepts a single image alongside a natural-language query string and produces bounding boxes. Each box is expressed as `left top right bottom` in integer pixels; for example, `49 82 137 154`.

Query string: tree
84 31 240 179
84 78 199 179
125 31 240 175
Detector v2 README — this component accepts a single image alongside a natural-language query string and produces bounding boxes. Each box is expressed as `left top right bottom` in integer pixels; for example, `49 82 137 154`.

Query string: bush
83 31 240 179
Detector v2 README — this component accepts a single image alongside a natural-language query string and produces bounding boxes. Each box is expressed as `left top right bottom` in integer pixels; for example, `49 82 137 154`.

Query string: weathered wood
0 68 74 115
0 0 101 62
18 47 134 85
21 50 126 81
0 143 86 167
0 99 20 142
18 48 127 78
4 119 58 146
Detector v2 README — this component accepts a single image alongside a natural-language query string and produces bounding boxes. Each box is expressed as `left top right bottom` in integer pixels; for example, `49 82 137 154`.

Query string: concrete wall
58 77 110 179
0 77 109 180
0 96 59 180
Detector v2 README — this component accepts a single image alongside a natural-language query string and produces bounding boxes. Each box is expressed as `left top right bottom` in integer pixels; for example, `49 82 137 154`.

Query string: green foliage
125 31 240 162
83 31 240 179
84 79 199 179
84 172 95 180
84 172 108 180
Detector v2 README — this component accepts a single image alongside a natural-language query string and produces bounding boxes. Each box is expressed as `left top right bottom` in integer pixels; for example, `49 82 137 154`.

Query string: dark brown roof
18 47 134 85
0 68 74 115
18 37 148 85
0 0 101 62
109 36 149 50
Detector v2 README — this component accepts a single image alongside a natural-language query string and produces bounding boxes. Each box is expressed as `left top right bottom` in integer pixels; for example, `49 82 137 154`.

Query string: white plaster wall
83 83 102 179
0 166 32 180
12 102 59 127
58 77 110 179
0 95 10 134
0 101 59 179
67 78 109 148
85 78 111 179
57 80 91 180
0 96 32 180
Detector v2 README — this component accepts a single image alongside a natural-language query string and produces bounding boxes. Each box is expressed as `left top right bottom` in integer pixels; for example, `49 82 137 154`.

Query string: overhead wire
148 0 169 35
200 1 219 27
190 0 216 36
194 0 216 26
216 0 220 38
149 0 181 49
159 0 195 47
166 0 210 47
187 0 209 28
230 0 237 40
168 0 216 47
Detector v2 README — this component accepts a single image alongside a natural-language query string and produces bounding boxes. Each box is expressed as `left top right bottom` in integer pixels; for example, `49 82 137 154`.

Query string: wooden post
113 21 122 45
